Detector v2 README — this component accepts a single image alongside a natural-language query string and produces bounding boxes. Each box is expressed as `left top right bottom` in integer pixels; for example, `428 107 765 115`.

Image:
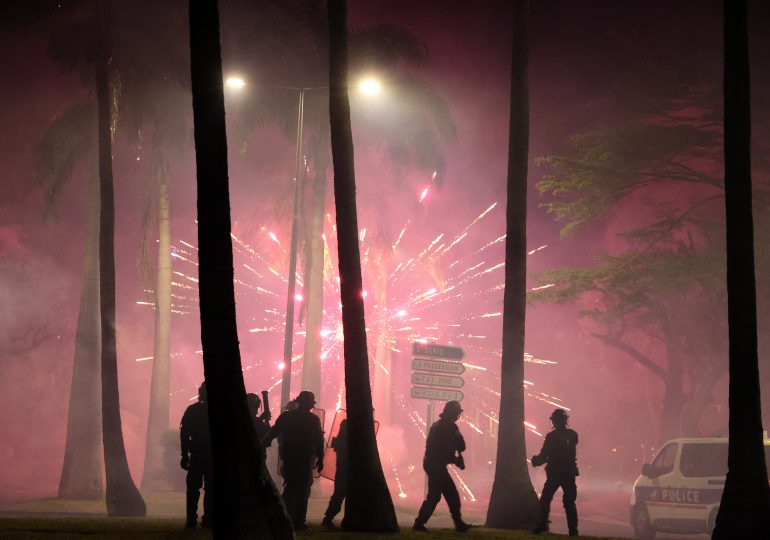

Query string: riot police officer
531 408 579 536
262 391 324 530
413 400 472 532
322 419 348 529
180 382 212 528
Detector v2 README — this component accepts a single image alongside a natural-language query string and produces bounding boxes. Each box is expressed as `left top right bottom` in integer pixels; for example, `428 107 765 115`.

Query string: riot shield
319 409 380 481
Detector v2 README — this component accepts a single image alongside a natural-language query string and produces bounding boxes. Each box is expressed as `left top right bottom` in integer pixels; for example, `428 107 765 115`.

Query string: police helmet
440 400 463 419
246 392 261 413
296 390 316 409
550 408 569 424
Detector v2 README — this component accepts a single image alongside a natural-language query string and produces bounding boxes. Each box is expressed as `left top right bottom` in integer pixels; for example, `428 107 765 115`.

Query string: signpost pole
425 400 434 496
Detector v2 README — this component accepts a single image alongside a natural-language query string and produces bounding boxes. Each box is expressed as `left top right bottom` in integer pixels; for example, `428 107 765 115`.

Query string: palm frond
350 24 428 70
35 101 96 221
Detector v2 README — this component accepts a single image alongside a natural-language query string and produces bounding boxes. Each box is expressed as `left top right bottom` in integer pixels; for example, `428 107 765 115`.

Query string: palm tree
35 103 103 499
140 154 173 490
327 0 398 531
188 0 293 537
712 0 770 536
486 0 539 529
136 83 192 491
93 7 146 515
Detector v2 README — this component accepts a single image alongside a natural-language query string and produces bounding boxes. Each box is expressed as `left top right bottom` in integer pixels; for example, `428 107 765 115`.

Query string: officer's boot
322 515 337 530
565 504 578 536
451 512 472 533
412 503 430 532
185 495 198 528
532 496 551 534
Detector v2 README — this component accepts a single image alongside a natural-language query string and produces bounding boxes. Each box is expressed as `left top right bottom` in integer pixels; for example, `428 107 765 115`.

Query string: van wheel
708 507 719 532
631 503 655 539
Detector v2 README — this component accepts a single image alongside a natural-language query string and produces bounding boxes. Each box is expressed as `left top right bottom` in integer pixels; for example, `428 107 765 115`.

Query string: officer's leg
535 476 560 531
201 463 214 527
439 467 469 530
296 468 313 528
282 469 300 528
324 467 347 520
185 467 203 526
415 466 444 526
562 475 578 535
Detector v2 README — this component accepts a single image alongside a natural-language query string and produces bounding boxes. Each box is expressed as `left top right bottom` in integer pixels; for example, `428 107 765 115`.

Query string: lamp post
224 75 381 409
280 88 305 409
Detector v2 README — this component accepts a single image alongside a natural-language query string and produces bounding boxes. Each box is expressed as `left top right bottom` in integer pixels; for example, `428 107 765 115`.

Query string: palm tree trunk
142 164 172 490
327 0 398 531
58 167 103 500
301 134 328 401
189 1 293 537
96 35 146 517
712 1 770 536
486 0 539 528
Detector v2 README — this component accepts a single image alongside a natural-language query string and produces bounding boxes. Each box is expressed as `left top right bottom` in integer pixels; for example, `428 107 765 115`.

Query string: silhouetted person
246 392 271 443
413 400 472 532
262 390 324 530
180 381 212 528
531 408 579 536
322 418 348 529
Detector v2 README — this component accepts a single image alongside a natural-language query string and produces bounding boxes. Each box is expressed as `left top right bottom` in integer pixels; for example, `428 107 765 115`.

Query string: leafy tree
188 0 293 537
486 0 539 528
531 224 729 440
531 32 741 442
712 0 770 536
327 0 398 531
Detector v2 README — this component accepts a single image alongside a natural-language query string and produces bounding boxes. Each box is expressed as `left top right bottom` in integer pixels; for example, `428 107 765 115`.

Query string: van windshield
680 443 770 478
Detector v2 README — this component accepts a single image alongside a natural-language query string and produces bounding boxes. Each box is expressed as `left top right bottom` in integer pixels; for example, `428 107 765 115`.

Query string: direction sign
412 357 465 375
412 342 465 360
411 386 464 402
412 372 464 388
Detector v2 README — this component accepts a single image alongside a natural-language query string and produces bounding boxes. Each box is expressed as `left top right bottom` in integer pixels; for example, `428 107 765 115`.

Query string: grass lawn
0 516 628 539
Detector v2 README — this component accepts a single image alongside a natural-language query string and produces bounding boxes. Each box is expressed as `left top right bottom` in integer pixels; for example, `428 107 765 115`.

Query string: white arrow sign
411 386 464 402
412 372 464 388
412 358 465 375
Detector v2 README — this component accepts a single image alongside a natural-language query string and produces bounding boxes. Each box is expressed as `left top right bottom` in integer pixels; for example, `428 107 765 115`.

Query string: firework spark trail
139 203 569 497
385 450 408 499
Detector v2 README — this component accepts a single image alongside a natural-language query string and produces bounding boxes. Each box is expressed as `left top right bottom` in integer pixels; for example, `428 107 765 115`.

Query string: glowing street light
225 76 246 90
359 77 381 95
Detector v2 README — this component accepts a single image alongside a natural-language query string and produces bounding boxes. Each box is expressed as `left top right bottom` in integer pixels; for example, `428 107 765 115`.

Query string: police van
629 436 770 538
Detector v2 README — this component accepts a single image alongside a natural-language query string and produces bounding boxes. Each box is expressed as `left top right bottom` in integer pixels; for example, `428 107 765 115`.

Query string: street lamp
225 76 246 90
224 75 380 409
358 77 381 95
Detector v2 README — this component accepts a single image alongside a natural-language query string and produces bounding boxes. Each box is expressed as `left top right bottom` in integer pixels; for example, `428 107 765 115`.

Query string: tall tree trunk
301 134 328 402
713 1 770 536
679 367 725 437
660 341 685 442
327 0 398 531
58 168 103 499
486 0 539 528
96 36 146 517
142 163 172 490
189 1 293 537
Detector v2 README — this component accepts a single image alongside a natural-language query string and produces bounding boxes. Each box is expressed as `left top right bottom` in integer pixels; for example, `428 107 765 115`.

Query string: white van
629 436 770 538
